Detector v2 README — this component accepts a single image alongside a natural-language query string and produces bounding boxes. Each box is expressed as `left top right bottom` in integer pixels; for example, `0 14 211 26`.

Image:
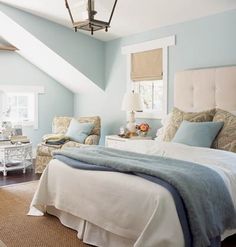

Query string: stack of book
0 137 11 146
10 135 30 144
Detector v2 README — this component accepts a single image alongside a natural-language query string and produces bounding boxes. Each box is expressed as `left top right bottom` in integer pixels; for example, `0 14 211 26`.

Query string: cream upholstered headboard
174 66 236 112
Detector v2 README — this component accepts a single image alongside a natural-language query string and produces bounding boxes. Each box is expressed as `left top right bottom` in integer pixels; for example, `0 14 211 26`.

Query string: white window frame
0 85 45 129
122 35 176 119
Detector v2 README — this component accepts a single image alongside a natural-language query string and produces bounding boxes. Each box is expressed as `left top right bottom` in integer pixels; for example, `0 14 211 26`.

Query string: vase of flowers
136 123 150 137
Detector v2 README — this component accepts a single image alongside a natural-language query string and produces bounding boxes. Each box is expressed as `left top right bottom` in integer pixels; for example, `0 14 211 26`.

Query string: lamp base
126 111 137 133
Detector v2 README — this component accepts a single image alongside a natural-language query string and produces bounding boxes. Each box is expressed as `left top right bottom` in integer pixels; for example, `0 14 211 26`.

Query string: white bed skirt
47 206 134 247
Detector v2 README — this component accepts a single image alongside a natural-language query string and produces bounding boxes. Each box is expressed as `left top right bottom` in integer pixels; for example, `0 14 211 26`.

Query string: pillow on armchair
65 118 95 143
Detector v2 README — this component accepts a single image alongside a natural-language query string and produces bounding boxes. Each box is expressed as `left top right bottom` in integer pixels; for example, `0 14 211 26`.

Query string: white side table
0 143 32 176
105 135 152 150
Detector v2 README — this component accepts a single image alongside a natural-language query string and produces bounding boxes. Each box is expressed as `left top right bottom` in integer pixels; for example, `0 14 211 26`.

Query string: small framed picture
13 127 22 136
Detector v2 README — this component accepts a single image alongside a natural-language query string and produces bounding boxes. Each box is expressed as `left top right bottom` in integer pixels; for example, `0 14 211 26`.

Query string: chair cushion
52 116 101 136
62 141 85 149
52 117 72 134
172 120 223 148
65 119 95 143
37 143 62 156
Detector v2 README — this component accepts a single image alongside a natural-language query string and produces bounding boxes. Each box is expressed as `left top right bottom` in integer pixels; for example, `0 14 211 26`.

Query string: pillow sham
172 120 223 148
212 109 236 153
162 108 216 142
65 118 95 143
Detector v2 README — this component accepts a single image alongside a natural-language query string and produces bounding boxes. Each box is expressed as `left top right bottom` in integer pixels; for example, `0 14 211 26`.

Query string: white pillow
155 127 164 141
155 112 173 141
161 112 173 126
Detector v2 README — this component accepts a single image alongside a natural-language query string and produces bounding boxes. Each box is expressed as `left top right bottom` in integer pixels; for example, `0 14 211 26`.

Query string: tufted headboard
174 66 236 112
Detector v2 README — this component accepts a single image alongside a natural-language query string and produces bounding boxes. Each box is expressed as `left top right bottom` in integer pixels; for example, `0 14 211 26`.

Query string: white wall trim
0 85 45 93
122 35 175 119
122 35 175 54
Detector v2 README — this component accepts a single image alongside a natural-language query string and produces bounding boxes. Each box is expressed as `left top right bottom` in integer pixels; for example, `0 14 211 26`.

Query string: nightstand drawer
105 135 152 151
105 137 126 150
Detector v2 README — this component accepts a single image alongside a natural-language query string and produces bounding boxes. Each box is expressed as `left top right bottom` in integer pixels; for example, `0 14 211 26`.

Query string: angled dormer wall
0 3 105 90
0 51 74 147
0 3 106 147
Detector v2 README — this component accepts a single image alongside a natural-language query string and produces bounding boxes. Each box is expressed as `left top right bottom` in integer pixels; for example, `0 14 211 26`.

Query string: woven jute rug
0 181 88 247
0 240 6 247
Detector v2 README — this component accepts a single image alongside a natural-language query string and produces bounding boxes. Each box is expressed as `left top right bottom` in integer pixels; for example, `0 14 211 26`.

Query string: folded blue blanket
53 146 236 247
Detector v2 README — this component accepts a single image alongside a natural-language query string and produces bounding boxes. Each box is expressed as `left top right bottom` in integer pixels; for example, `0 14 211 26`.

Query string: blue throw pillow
172 120 223 148
66 119 95 143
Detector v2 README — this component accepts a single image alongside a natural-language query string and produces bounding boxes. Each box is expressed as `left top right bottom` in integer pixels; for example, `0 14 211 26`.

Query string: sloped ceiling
0 4 104 94
1 0 236 41
0 36 11 45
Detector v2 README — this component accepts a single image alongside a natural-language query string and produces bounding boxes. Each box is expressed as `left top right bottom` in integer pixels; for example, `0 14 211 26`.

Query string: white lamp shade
121 92 144 111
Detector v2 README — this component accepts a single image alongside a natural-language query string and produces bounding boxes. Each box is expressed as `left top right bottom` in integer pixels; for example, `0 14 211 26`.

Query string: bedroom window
5 92 35 126
131 48 164 117
133 80 164 112
0 85 45 129
122 35 176 119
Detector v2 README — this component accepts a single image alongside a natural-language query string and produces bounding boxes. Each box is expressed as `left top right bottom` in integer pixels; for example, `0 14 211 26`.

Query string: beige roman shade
131 48 163 81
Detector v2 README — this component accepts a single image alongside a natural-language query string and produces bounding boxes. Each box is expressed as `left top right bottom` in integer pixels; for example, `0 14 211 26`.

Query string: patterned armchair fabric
35 116 101 173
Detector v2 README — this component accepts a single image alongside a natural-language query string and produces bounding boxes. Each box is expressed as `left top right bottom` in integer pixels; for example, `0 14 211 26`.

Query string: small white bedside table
105 135 152 151
0 143 33 176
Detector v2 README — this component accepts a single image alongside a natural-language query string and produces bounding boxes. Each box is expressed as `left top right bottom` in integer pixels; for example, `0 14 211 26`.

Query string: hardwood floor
0 165 235 246
222 234 236 247
0 166 40 187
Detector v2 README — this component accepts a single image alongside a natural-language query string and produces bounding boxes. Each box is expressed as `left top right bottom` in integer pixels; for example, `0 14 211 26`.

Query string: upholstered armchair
35 116 101 174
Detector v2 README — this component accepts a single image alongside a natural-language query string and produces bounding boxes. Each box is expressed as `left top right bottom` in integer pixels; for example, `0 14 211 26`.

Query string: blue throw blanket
53 146 236 247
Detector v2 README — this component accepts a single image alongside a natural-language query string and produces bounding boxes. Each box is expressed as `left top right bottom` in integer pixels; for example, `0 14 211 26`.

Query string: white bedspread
28 142 236 247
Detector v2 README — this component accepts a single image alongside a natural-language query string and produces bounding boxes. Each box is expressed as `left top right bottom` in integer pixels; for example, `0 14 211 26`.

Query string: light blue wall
0 52 74 147
1 3 236 146
0 3 106 148
0 3 105 89
75 9 236 144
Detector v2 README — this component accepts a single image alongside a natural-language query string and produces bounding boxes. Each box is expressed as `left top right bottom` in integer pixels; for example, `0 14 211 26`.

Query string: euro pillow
66 118 95 143
213 109 236 153
172 120 223 148
162 108 216 142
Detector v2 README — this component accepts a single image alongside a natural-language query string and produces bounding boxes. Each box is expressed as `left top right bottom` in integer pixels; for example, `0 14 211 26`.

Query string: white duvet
29 142 236 247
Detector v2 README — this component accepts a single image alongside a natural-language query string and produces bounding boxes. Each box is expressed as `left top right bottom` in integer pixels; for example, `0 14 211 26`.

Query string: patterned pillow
162 108 216 142
213 109 236 153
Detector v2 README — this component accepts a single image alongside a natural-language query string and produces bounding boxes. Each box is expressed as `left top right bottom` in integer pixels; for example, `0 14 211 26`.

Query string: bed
29 66 236 247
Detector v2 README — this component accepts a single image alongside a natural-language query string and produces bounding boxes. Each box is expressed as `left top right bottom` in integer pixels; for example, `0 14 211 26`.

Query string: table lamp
121 91 144 134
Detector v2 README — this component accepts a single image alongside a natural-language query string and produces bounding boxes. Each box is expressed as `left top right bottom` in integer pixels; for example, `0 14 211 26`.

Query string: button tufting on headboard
174 66 236 112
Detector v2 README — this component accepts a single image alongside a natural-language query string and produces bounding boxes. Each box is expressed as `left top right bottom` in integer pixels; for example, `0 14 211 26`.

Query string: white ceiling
0 36 7 44
1 0 236 41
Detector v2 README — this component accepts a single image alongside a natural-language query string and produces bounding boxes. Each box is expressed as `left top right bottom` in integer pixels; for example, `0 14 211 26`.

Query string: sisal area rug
0 181 235 247
0 181 88 247
0 240 6 247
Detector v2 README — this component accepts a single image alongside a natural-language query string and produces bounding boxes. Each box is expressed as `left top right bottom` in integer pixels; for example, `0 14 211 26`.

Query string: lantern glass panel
67 0 89 22
94 0 116 23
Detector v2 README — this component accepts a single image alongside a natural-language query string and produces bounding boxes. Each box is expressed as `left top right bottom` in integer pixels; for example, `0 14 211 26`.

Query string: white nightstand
105 135 152 151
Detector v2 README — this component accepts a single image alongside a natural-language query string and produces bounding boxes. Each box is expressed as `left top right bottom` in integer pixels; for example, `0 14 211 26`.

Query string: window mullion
152 82 154 110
